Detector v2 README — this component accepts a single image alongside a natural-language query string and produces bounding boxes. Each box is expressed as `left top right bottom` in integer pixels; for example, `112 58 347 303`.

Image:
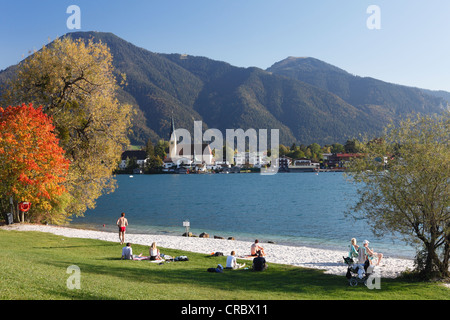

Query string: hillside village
118 118 361 174
119 148 360 174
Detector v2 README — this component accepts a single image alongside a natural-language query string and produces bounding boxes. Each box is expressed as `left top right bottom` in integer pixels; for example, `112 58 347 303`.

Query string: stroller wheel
349 278 358 287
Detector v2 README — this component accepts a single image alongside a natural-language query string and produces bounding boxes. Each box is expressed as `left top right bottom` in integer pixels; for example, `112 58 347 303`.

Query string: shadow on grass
6 230 442 299
43 257 353 299
41 287 121 300
32 243 117 250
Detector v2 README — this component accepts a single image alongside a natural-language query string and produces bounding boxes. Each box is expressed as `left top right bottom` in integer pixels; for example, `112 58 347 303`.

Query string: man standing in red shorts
116 212 128 245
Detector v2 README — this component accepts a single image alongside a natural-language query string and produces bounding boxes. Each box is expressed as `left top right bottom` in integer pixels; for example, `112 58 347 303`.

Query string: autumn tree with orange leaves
2 36 132 217
0 103 70 224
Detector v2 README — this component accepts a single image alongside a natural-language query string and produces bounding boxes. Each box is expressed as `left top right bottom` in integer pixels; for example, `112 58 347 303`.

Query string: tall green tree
145 138 155 158
344 139 362 153
346 112 449 279
331 143 345 154
287 148 305 159
279 144 290 157
308 143 321 155
154 140 169 160
1 37 132 218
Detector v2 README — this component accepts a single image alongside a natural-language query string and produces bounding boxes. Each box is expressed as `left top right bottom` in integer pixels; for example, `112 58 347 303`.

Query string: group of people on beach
120 213 392 274
121 241 162 260
349 238 383 266
118 212 385 273
225 239 268 271
225 249 267 271
118 213 268 271
118 212 163 260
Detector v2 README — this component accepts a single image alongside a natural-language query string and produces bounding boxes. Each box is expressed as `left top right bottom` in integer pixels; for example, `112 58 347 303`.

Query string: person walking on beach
117 212 128 245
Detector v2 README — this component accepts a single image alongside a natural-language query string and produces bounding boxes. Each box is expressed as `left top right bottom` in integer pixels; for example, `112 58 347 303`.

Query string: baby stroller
343 245 376 287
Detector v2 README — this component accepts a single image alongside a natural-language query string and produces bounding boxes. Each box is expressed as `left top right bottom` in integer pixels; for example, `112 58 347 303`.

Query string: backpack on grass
207 264 224 273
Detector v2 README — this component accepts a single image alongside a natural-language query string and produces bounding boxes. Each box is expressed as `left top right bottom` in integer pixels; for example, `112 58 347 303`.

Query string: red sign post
19 201 31 212
17 201 31 223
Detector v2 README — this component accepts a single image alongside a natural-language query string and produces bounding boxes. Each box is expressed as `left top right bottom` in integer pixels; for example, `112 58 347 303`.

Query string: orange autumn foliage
0 103 70 213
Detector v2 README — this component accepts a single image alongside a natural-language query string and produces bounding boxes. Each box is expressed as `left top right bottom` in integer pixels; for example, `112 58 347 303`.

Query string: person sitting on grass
149 242 162 260
226 251 246 269
121 243 133 260
252 250 268 271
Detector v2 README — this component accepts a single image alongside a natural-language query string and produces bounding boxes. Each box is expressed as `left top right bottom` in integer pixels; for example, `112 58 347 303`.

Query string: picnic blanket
132 255 149 260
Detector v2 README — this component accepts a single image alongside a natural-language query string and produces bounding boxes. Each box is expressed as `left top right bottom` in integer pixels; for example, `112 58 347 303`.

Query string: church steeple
169 114 175 138
168 114 177 160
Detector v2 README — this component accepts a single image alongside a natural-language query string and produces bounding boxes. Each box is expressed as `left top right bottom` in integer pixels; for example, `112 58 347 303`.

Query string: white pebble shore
2 223 416 278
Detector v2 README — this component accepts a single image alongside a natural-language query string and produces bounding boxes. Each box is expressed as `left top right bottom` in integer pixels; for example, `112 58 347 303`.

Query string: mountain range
1 31 448 146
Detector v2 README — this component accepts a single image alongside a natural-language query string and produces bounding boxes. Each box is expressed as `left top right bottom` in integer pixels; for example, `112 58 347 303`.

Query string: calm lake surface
73 172 415 258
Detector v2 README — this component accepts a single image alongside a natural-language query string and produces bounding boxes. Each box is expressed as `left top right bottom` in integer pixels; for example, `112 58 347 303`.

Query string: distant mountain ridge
267 56 448 119
0 31 448 146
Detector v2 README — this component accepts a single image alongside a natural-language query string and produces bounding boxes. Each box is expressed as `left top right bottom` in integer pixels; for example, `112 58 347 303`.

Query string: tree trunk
423 240 450 279
424 243 435 278
441 236 450 278
13 202 19 223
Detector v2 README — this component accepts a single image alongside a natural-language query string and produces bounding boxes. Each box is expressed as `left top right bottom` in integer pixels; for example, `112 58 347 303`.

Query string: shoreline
69 221 417 260
1 223 415 278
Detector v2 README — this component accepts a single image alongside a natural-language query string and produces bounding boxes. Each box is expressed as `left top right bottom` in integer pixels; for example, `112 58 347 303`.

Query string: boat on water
280 159 320 173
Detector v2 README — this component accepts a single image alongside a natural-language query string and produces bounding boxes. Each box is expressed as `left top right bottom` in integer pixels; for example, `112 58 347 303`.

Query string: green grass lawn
0 229 448 300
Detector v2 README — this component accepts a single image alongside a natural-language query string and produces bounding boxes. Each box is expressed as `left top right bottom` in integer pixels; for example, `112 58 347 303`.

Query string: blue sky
1 0 449 91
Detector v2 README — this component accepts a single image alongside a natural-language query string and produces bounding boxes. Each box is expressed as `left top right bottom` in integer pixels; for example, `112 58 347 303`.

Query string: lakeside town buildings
119 117 359 173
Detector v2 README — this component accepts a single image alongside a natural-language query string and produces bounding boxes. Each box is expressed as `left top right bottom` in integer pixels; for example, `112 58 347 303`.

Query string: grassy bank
0 229 448 300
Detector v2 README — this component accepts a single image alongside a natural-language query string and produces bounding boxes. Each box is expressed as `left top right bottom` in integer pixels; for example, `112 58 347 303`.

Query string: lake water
72 172 416 259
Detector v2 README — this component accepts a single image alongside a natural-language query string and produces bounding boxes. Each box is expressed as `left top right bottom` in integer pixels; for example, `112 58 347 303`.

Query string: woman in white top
149 242 161 260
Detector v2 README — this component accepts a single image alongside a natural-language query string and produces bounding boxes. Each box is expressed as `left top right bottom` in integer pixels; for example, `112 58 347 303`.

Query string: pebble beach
1 223 416 279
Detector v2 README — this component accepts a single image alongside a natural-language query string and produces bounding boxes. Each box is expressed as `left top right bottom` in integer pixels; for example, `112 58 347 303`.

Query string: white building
163 116 214 172
234 151 270 168
119 150 148 169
